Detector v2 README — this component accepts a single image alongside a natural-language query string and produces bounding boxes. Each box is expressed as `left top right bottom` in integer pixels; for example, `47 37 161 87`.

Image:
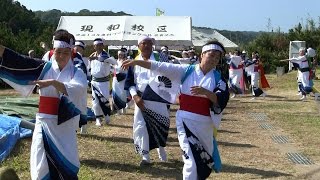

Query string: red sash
179 93 211 116
39 96 60 115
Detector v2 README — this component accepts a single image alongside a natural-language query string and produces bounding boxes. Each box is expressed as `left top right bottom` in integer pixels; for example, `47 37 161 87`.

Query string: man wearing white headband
124 35 171 166
122 40 229 178
89 38 117 126
73 40 91 133
0 30 87 179
42 29 71 61
74 40 90 80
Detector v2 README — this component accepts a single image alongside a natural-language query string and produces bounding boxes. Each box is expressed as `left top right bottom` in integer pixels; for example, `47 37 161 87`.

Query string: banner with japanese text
57 16 192 47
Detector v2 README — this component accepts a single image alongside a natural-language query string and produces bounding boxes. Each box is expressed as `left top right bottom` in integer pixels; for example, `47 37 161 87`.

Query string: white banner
57 16 192 47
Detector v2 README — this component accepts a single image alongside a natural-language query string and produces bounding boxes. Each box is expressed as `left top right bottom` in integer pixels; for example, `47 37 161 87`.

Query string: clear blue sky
16 0 320 32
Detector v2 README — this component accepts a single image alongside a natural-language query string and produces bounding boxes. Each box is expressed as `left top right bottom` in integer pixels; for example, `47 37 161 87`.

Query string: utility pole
266 18 272 32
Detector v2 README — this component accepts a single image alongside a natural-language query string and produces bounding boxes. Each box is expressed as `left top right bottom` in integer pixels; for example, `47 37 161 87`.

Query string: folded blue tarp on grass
0 114 32 162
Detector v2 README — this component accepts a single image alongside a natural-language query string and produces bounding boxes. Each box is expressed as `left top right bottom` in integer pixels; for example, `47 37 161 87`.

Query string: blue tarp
0 114 32 162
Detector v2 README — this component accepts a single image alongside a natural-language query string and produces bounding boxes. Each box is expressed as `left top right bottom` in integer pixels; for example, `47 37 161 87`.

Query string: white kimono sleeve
64 69 88 115
150 61 188 82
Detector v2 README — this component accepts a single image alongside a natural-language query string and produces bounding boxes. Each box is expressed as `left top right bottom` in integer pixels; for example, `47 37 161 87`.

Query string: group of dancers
0 29 230 180
227 50 269 100
0 27 316 179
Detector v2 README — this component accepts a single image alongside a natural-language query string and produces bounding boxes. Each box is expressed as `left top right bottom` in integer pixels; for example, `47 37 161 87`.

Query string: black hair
120 47 128 52
54 30 75 45
94 38 103 42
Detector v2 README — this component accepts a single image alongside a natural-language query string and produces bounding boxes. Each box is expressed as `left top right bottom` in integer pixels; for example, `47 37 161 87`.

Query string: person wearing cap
124 35 171 166
227 50 244 98
111 48 129 115
122 40 230 179
282 48 312 100
89 38 117 126
0 30 87 179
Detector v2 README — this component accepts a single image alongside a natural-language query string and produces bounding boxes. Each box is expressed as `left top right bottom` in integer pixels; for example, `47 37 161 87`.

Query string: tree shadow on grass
270 99 304 102
263 95 285 99
79 134 133 144
107 124 132 129
221 164 293 178
81 159 183 179
218 141 257 148
221 118 238 122
218 129 241 134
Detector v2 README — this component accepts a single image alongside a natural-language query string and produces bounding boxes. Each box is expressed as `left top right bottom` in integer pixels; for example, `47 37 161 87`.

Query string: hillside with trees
34 9 131 26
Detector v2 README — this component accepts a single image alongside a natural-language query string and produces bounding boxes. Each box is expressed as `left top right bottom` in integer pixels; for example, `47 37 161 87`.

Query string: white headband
202 44 224 53
93 40 104 45
75 41 85 48
118 50 126 55
53 40 73 49
161 46 168 51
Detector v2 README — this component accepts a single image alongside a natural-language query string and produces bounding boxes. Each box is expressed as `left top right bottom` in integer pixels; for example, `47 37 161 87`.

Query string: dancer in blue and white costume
122 40 229 179
282 48 312 100
89 38 117 126
124 36 172 166
112 48 129 115
0 30 87 180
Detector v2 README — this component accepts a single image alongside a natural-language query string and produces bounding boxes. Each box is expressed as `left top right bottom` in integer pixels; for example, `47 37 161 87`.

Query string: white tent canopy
192 27 238 48
57 16 192 47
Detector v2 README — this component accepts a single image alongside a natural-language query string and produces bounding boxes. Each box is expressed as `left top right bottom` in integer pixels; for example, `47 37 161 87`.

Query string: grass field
1 70 320 179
